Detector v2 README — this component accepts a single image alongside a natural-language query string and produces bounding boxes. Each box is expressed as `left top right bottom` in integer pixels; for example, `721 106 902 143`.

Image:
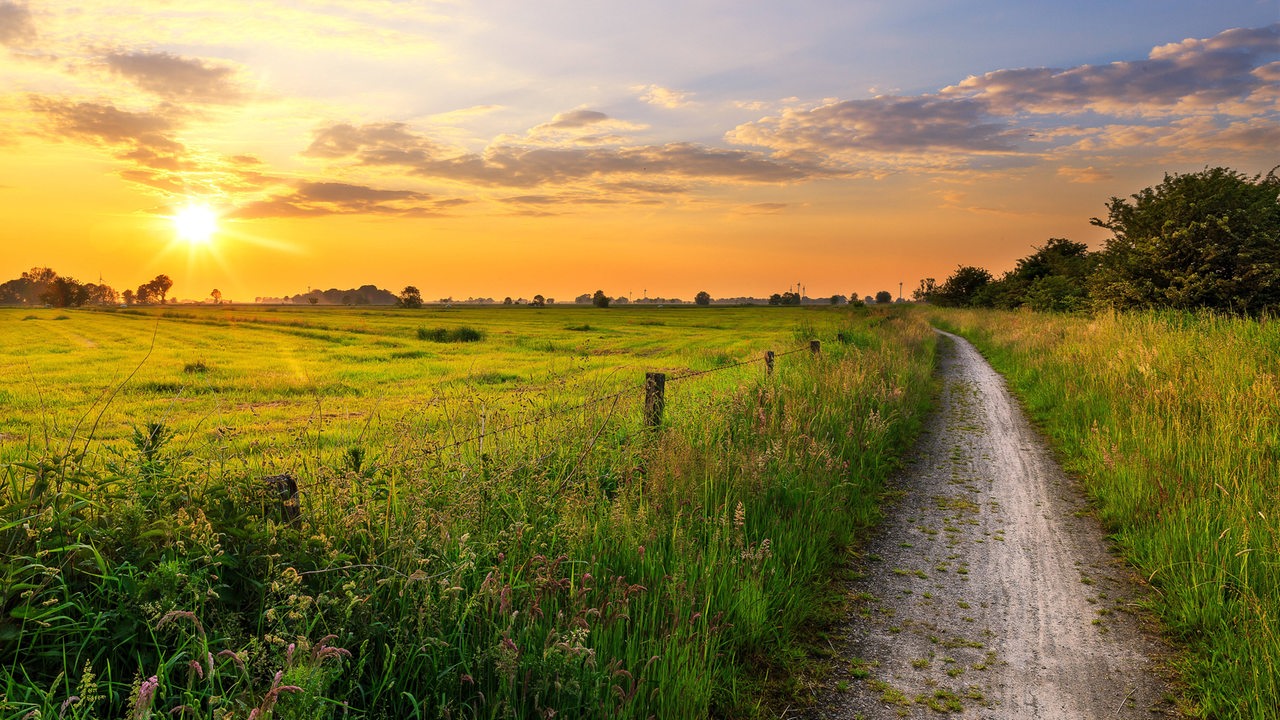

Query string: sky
1 1 1278 303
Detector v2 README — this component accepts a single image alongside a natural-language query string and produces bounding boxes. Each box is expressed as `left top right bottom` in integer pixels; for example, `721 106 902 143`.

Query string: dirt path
805 331 1183 719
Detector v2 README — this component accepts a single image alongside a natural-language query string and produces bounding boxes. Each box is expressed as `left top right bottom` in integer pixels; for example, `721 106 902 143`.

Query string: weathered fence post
810 339 821 356
644 372 666 428
765 350 775 375
264 473 301 525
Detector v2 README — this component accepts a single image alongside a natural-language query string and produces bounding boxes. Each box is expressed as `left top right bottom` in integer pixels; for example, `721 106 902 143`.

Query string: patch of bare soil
803 331 1185 719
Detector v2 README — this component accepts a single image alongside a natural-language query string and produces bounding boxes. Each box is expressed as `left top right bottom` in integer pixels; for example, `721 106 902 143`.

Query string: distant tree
135 284 153 305
503 296 514 305
875 290 893 304
148 274 174 304
1090 167 1280 315
574 293 592 304
932 266 992 307
592 290 610 308
830 294 846 305
531 294 546 307
912 278 937 302
87 283 118 306
398 285 424 309
210 288 222 304
612 296 629 305
694 290 712 306
308 296 319 305
41 277 89 307
122 289 135 306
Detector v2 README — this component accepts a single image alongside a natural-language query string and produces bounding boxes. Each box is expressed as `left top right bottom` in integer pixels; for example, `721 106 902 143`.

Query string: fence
270 340 823 518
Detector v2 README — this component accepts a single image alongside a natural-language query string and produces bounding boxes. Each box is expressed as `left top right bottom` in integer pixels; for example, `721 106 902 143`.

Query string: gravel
803 330 1186 719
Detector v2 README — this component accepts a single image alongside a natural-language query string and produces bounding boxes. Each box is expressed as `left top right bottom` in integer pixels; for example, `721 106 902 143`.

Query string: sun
171 203 219 245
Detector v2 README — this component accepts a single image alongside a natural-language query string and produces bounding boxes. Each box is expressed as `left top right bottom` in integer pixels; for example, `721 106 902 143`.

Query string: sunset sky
2 1 1277 303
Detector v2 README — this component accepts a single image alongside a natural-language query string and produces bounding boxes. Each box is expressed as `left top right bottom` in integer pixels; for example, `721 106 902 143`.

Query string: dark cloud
32 97 177 145
0 1 34 46
728 25 1280 170
730 96 1017 157
943 24 1280 115
103 51 244 103
231 181 457 219
307 121 820 188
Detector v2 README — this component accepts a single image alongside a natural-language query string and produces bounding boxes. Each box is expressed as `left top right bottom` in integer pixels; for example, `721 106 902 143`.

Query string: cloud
306 120 821 189
1056 166 1113 183
736 202 788 215
0 1 34 46
231 181 460 218
942 24 1280 117
635 84 692 108
727 96 1021 168
31 97 178 145
728 25 1280 172
512 109 648 147
103 51 246 103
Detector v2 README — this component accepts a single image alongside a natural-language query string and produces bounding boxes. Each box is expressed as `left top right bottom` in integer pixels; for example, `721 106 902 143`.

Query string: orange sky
2 2 1277 302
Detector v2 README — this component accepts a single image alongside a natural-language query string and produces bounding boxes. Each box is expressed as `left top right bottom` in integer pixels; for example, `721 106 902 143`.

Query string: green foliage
1089 167 1280 315
930 267 991 307
875 290 893 304
417 325 485 342
397 285 424 309
592 290 610 308
694 291 712 306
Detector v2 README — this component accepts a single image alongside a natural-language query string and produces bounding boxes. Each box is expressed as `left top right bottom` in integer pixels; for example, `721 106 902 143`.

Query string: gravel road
805 330 1184 719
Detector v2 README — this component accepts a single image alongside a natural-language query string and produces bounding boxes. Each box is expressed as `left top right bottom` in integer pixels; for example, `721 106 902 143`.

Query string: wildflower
59 696 81 718
131 675 160 720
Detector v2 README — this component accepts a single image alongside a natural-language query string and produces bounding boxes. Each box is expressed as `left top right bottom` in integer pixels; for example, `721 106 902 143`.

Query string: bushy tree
874 290 893 304
979 238 1096 311
398 286 424 309
931 266 991 307
912 278 937 302
592 290 610 308
1090 167 1280 315
530 294 546 307
694 290 712 306
210 288 222 304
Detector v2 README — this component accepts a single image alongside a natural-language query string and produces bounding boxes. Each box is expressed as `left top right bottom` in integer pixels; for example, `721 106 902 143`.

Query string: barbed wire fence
272 341 823 518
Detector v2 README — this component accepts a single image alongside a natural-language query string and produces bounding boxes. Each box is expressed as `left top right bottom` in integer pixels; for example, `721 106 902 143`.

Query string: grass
0 304 936 719
932 307 1280 719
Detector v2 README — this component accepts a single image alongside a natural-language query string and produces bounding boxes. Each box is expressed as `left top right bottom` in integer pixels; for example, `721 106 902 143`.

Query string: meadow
933 308 1280 719
1 304 937 719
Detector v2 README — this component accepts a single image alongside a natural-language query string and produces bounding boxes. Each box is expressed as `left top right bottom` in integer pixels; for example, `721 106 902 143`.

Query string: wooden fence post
810 339 821 356
765 350 775 375
644 372 666 428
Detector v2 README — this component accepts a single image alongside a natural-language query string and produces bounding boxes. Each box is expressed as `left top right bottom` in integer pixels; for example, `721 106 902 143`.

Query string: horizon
2 2 1277 302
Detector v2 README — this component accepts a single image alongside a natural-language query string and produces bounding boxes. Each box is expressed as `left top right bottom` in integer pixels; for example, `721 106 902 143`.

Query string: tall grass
933 308 1279 719
1 307 935 719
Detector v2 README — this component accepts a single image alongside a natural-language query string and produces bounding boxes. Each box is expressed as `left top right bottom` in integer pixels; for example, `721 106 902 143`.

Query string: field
1 304 937 719
933 308 1280 718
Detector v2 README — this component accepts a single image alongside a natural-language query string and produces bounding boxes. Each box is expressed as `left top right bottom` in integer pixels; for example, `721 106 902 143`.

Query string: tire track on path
806 330 1184 719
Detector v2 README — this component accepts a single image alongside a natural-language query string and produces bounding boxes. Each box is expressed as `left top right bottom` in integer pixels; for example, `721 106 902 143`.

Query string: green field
1 304 937 719
934 308 1280 719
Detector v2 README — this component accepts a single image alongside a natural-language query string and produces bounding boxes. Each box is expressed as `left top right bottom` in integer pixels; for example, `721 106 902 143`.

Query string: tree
694 290 712 306
149 274 173 304
875 290 893 304
592 290 610 308
1090 167 1280 315
135 284 153 305
574 293 592 304
912 278 937 302
210 288 222 304
531 294 546 307
931 266 992 307
122 289 135 306
829 294 846 305
41 277 90 307
398 285 424 309
503 296 514 305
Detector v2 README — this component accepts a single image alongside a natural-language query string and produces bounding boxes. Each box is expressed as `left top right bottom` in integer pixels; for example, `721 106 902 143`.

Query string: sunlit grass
0 304 936 719
933 307 1279 719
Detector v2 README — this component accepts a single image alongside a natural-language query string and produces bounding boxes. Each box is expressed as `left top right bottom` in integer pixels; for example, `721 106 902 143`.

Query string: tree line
0 267 174 308
918 167 1280 315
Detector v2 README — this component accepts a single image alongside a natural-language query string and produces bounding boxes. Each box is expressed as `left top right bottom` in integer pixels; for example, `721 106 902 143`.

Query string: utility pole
899 281 903 302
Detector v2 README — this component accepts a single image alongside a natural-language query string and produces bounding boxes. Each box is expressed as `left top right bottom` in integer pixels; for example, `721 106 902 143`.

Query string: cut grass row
933 308 1279 719
2 305 937 719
